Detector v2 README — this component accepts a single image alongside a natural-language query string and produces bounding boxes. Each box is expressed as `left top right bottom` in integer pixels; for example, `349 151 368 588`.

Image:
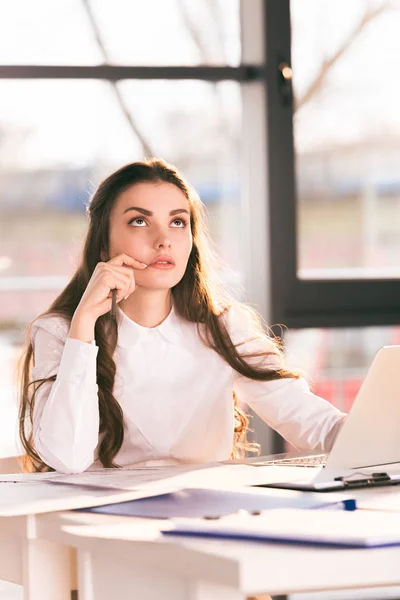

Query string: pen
111 288 117 320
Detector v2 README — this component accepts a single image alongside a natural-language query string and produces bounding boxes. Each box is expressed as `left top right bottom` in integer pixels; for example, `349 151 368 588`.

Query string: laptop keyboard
256 454 328 467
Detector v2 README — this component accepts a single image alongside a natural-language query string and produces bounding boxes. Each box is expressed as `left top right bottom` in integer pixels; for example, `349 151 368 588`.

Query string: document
0 480 180 517
49 463 313 492
162 508 400 548
50 463 214 491
0 472 61 483
79 486 355 519
0 463 318 516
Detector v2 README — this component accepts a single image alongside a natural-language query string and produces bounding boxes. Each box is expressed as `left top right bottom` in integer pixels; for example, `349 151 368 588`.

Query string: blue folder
162 526 400 548
162 508 399 548
77 487 356 519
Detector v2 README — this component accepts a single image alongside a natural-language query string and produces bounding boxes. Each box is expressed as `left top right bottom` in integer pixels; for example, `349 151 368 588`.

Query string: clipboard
256 471 400 492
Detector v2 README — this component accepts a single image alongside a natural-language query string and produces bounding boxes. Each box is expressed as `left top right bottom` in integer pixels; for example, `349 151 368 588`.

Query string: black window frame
264 0 400 331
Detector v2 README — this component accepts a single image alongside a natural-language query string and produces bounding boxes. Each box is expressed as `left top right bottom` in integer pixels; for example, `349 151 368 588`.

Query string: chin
140 268 185 283
137 275 183 290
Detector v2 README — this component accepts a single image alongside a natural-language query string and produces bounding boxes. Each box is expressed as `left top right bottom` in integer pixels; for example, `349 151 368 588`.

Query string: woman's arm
234 374 346 452
31 315 100 473
225 304 346 452
30 253 145 473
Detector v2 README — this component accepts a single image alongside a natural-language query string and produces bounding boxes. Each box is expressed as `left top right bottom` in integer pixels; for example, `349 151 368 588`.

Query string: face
108 182 193 289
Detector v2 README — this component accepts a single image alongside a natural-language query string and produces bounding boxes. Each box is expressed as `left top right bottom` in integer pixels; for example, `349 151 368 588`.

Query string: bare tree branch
176 0 234 139
80 0 154 157
205 0 228 64
295 2 393 112
176 0 212 63
176 0 227 64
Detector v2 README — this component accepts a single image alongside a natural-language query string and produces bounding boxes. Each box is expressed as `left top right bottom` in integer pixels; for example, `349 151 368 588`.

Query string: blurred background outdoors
1 0 400 460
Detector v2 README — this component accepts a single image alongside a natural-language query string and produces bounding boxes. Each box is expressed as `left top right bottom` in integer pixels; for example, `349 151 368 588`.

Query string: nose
153 225 171 250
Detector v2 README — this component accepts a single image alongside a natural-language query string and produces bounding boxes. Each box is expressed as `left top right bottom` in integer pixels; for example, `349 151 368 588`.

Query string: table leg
188 581 245 600
76 548 246 600
22 537 71 600
77 550 94 600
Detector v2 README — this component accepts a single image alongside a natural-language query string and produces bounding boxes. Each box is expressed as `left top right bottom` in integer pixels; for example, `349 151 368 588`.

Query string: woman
19 158 346 473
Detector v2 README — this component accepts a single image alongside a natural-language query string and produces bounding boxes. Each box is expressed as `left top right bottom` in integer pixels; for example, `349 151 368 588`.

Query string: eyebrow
123 206 190 217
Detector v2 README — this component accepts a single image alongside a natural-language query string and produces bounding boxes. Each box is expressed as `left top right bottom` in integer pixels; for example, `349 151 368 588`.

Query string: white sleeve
235 376 346 452
31 316 100 473
224 305 347 452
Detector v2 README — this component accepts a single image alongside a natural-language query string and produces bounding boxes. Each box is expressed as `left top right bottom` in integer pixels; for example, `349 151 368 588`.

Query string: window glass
0 0 240 66
285 325 399 413
0 0 101 65
291 0 400 279
91 0 241 66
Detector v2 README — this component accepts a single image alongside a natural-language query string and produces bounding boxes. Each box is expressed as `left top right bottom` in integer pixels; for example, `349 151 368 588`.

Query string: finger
104 273 132 300
108 286 132 303
103 270 130 287
108 253 148 269
103 265 136 280
103 266 136 295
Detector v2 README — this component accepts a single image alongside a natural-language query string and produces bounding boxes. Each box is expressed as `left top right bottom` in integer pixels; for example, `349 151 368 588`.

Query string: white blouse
30 303 346 473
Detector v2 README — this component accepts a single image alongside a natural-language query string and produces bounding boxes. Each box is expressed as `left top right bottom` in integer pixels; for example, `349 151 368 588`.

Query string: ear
100 250 107 261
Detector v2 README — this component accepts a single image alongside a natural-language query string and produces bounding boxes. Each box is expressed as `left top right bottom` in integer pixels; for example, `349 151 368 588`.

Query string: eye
171 218 188 228
128 216 188 228
128 217 147 227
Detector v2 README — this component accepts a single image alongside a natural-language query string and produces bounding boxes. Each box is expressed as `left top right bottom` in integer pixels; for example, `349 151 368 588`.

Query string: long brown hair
19 158 298 471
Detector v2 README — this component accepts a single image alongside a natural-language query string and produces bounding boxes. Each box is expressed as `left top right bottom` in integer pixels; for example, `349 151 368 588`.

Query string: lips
149 255 176 266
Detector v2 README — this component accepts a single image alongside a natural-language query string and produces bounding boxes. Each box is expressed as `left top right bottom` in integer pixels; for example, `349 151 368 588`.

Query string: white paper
355 487 400 512
50 463 212 491
0 472 61 483
49 464 319 493
0 463 317 516
0 480 175 517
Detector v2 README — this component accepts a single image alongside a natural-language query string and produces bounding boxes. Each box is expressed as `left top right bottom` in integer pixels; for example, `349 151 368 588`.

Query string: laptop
252 345 400 491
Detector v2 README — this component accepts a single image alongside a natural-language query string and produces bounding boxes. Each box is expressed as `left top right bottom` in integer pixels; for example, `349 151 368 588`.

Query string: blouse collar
116 300 185 349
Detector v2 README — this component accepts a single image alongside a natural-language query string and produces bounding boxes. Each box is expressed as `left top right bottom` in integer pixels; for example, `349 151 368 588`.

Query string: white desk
1 473 400 600
36 511 400 600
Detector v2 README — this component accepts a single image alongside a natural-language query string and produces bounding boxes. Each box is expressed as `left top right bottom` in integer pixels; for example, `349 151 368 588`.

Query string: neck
119 288 172 328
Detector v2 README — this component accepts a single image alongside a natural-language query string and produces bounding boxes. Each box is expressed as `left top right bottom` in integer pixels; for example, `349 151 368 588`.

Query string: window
261 0 400 454
286 325 400 413
292 0 400 279
264 0 400 330
0 0 240 66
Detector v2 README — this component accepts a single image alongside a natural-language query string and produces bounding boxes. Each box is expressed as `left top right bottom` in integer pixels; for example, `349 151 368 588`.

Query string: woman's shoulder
218 302 281 352
212 303 285 377
218 302 265 337
30 313 71 342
